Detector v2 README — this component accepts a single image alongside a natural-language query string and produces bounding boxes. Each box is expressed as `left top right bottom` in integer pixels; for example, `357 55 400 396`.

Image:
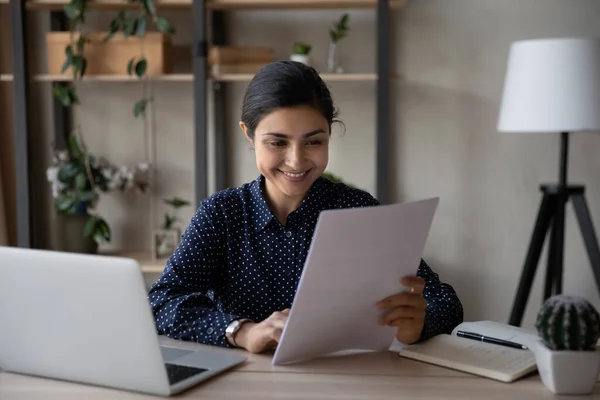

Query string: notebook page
400 335 537 380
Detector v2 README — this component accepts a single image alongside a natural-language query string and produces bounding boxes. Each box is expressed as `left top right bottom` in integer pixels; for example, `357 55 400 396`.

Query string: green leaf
61 57 72 73
143 0 156 15
63 3 79 19
75 171 87 190
78 190 96 203
72 55 85 76
124 18 137 37
77 36 86 53
292 42 311 55
155 17 174 34
134 58 147 77
135 17 147 37
55 196 75 213
58 163 79 182
96 218 111 242
104 31 117 42
68 134 83 160
133 98 148 117
83 216 97 237
164 196 190 208
67 88 80 106
127 58 135 75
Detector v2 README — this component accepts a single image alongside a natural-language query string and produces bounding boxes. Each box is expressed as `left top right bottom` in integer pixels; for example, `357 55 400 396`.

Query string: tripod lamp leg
571 193 600 295
508 192 556 326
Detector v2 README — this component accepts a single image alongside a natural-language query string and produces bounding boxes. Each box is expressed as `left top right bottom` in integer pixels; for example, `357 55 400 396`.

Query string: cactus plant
535 294 600 351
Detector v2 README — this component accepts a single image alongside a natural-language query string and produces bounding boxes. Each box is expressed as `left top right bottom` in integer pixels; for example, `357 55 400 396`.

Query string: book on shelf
397 320 539 383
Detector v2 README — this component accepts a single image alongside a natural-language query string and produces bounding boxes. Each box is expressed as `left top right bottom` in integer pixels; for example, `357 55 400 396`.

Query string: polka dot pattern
148 175 463 347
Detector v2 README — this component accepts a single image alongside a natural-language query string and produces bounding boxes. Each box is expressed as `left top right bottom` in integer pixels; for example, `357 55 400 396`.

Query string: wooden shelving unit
8 0 402 257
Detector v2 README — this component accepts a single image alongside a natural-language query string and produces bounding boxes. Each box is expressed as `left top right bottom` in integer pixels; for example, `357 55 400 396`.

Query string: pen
456 331 528 350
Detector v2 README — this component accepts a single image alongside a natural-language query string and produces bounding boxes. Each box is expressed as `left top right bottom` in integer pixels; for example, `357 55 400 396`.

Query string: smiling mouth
280 170 310 179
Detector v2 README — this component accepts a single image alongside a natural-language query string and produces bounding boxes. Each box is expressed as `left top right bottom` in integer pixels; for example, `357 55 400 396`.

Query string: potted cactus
532 294 600 394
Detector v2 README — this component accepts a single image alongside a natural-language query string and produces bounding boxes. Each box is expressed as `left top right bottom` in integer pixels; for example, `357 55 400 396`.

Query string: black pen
456 331 528 350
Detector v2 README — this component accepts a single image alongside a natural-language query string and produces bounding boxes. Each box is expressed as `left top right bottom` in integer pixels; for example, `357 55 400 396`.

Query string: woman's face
240 106 330 206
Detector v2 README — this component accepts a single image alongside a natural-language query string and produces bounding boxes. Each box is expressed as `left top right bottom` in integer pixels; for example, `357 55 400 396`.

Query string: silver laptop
0 246 246 396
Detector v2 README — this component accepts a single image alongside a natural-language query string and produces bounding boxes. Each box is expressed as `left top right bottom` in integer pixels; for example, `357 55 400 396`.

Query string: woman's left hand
376 276 427 345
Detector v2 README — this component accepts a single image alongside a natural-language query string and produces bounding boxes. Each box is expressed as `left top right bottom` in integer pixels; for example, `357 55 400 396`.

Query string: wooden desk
1 337 599 399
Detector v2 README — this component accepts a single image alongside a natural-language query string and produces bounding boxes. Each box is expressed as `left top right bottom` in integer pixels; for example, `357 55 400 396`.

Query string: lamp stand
508 131 600 326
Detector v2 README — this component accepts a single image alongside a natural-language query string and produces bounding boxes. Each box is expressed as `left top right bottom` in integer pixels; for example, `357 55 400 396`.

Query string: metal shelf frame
9 0 394 248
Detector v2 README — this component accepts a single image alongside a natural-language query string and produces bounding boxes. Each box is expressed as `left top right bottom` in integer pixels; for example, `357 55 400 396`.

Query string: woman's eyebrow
262 129 325 139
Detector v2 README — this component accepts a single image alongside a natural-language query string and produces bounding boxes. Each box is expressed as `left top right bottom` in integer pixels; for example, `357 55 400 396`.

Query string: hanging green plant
54 0 176 118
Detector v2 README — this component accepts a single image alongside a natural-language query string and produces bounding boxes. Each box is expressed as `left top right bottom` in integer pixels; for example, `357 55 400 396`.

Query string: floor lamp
497 37 600 327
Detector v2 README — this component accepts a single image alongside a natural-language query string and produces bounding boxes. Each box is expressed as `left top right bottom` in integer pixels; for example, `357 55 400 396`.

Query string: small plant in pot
152 196 190 260
289 42 312 66
533 294 600 394
327 13 349 73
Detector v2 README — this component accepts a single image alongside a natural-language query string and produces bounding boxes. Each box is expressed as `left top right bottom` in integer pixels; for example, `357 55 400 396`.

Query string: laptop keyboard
165 363 208 385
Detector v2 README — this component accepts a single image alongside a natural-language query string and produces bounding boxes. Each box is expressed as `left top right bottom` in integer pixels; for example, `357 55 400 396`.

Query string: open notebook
397 321 539 383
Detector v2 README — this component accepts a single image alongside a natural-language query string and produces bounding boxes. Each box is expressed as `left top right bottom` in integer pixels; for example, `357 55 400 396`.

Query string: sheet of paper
272 197 439 365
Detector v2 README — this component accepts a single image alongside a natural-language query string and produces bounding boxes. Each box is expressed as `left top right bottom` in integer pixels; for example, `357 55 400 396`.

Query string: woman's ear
239 121 253 146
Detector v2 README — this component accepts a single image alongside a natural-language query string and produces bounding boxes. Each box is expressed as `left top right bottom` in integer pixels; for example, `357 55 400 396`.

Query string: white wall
30 0 600 329
395 0 600 329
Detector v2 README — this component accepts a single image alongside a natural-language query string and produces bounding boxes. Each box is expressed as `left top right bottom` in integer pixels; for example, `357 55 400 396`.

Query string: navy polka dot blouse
148 175 463 348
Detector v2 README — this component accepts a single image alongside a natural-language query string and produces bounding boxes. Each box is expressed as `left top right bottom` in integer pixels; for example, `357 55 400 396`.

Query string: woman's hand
234 309 290 354
376 276 427 345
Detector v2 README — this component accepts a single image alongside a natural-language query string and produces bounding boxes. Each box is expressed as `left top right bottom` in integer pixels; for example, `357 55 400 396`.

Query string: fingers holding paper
376 276 427 345
235 308 290 354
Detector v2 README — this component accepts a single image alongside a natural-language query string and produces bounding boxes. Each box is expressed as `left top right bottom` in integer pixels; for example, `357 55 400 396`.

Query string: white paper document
272 197 440 365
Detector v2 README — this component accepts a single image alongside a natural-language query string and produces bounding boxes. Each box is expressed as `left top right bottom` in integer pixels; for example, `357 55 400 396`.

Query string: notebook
397 320 539 383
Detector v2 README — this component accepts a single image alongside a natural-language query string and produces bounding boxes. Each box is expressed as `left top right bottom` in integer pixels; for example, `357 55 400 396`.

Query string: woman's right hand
235 309 290 354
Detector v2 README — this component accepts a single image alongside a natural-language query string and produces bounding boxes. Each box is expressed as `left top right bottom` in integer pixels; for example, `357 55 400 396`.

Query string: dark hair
241 60 341 139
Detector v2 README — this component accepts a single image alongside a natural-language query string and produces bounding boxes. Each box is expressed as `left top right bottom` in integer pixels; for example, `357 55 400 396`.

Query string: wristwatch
225 318 252 347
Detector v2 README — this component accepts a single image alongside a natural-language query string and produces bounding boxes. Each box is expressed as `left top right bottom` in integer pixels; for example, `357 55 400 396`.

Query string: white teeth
283 171 307 178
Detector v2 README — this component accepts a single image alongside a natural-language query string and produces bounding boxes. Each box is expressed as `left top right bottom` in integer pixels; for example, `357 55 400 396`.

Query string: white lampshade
497 37 600 133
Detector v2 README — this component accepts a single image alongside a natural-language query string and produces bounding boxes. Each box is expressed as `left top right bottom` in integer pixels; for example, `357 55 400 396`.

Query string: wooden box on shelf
209 45 273 75
46 32 172 76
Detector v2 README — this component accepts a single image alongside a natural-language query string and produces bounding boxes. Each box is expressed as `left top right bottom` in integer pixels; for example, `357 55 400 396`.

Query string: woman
148 60 463 354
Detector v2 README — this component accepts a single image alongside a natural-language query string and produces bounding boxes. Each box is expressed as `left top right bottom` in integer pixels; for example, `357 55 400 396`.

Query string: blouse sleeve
147 199 242 347
417 259 464 341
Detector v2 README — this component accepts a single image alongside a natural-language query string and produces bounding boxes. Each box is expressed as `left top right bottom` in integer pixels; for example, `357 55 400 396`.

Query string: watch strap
225 318 252 347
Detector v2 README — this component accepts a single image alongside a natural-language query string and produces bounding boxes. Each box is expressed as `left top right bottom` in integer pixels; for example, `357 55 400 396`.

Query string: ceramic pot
532 339 600 395
56 214 98 254
289 54 310 66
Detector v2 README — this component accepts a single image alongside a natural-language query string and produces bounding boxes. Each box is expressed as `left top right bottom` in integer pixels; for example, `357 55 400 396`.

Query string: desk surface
1 337 599 399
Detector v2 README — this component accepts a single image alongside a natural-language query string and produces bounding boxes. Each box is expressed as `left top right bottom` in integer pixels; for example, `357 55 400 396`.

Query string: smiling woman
148 61 464 354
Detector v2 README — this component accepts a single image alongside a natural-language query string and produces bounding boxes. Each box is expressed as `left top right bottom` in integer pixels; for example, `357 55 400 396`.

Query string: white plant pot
289 54 310 66
532 339 600 395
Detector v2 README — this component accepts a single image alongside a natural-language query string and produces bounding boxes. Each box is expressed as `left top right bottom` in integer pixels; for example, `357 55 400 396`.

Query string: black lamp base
508 183 600 326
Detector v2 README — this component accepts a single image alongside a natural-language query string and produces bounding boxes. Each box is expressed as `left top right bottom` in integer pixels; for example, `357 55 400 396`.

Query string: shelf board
34 73 194 82
26 0 192 10
25 0 406 10
0 0 9 4
214 72 384 81
206 0 407 9
102 251 167 274
33 72 398 82
0 74 13 82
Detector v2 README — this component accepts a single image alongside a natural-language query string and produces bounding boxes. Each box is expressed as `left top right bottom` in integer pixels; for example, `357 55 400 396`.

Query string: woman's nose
286 146 305 168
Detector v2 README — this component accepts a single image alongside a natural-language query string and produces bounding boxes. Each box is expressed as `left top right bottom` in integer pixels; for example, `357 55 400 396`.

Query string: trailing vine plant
54 0 175 118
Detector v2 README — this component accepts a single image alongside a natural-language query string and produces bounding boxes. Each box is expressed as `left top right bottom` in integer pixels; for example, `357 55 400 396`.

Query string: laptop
0 246 246 396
